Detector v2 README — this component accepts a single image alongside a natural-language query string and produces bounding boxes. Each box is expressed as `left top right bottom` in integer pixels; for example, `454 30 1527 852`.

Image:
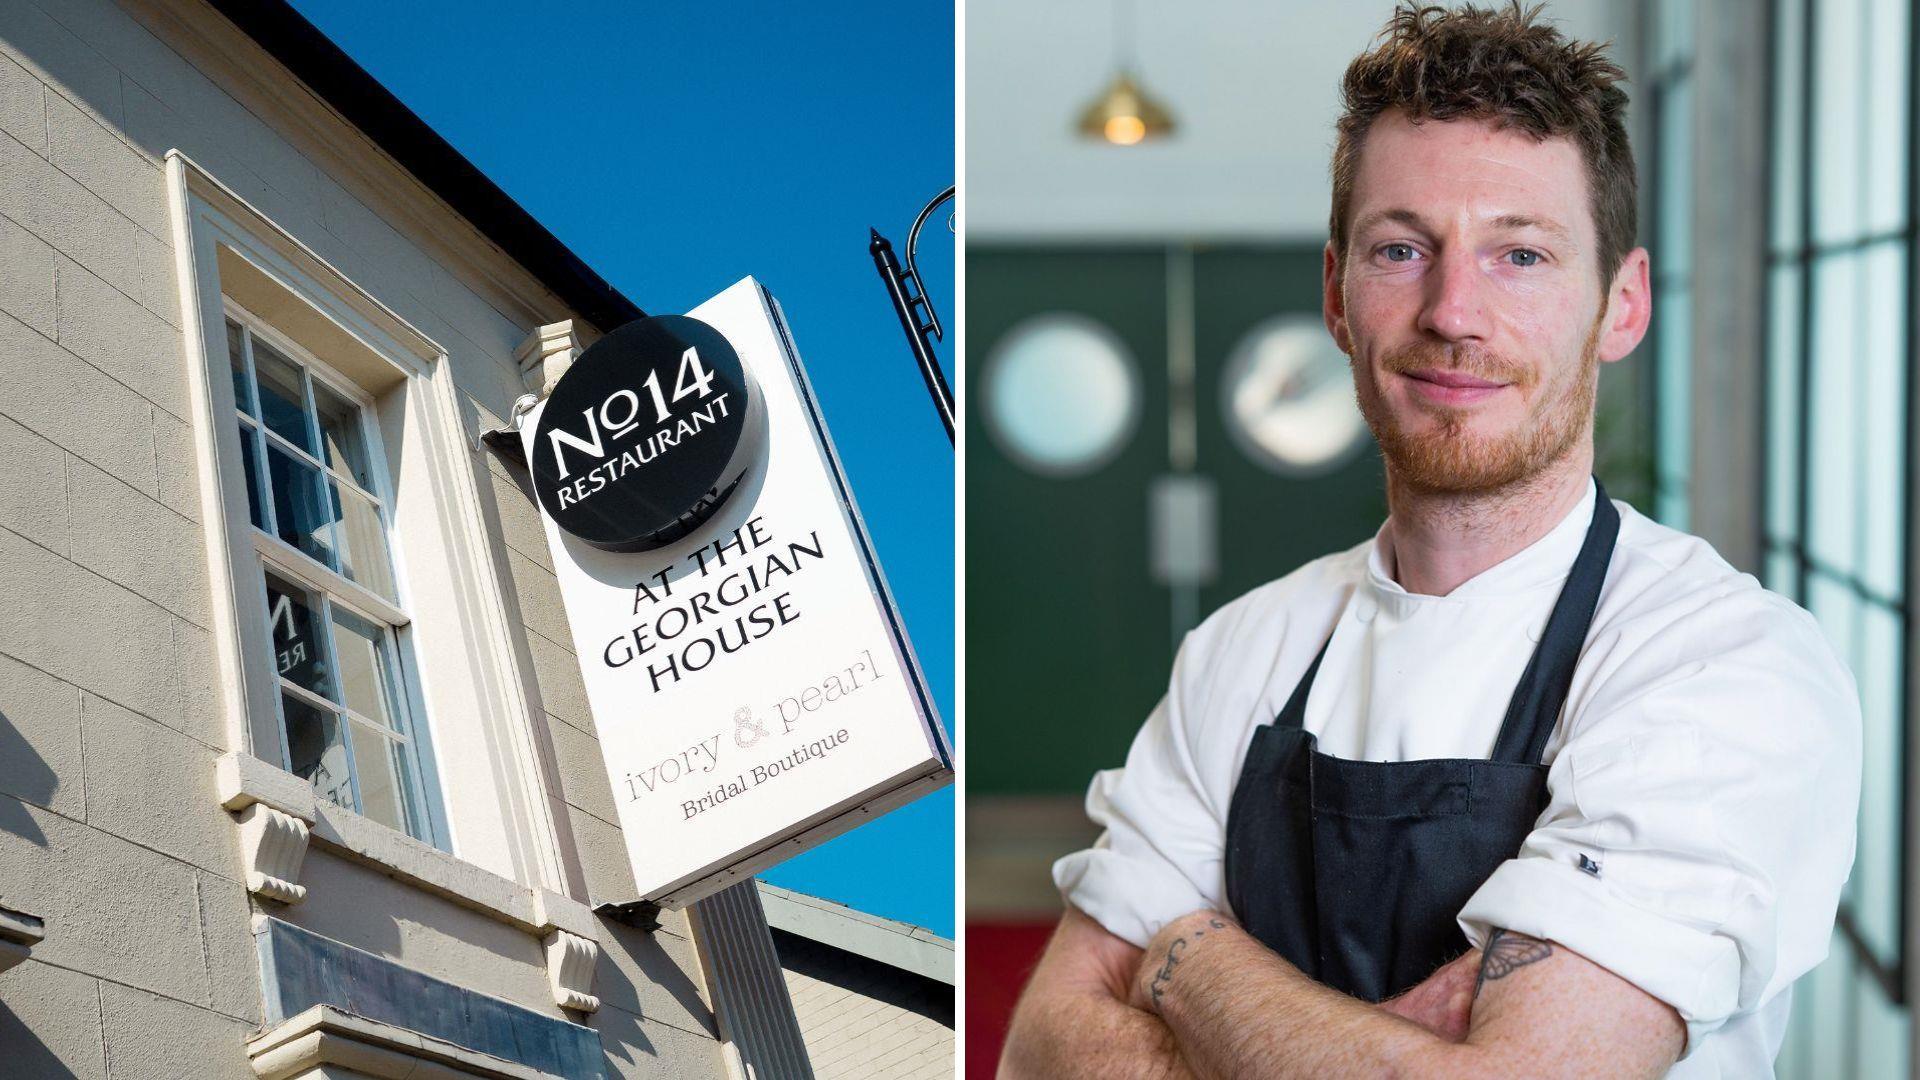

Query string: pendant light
1077 0 1176 146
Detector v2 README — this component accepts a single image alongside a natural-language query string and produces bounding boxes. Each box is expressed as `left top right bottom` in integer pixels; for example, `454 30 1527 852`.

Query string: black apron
1223 479 1619 1002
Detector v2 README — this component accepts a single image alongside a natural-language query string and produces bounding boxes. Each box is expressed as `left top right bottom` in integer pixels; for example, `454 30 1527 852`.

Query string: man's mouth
1400 367 1509 405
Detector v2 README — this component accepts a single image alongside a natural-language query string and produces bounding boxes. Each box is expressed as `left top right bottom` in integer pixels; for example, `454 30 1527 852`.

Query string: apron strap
1273 633 1333 731
1488 478 1621 764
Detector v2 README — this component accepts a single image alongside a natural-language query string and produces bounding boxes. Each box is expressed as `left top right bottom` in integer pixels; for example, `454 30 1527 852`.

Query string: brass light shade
1077 71 1176 146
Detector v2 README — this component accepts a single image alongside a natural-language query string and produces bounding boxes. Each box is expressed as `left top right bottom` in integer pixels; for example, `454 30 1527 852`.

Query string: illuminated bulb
1104 115 1147 145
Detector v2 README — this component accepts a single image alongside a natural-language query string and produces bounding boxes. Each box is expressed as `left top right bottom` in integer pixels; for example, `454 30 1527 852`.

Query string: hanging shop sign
529 315 761 551
521 277 951 908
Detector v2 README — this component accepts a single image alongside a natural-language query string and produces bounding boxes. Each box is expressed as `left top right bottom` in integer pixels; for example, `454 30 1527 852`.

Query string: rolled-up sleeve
1053 628 1232 949
1457 589 1863 1058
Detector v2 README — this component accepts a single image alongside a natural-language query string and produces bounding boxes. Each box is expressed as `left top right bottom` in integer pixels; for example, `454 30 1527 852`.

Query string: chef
999 5 1861 1078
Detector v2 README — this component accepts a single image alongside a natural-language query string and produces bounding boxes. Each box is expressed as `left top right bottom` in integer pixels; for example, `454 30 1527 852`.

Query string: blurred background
963 0 1913 1075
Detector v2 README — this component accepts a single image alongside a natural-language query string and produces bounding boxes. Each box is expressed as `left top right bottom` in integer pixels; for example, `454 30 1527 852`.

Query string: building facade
0 1 926 1076
762 883 954 1080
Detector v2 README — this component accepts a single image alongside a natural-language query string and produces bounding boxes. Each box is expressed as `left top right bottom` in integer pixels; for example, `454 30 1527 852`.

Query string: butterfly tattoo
1473 928 1554 999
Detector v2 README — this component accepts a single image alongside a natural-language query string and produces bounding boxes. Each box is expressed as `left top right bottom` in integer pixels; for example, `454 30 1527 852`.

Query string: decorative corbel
217 752 317 906
544 929 600 1013
533 887 601 1013
514 321 584 398
234 803 311 904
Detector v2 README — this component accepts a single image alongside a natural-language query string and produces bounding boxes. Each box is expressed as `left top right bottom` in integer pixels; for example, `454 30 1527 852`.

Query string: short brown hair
1329 2 1636 287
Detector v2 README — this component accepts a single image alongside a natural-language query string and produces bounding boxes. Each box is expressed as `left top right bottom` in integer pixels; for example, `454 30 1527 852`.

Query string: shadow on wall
0 1000 72 1079
0 707 55 847
603 919 719 1038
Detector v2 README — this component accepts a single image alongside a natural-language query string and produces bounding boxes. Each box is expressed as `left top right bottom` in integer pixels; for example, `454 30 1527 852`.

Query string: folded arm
999 905 1197 1080
1133 910 1683 1080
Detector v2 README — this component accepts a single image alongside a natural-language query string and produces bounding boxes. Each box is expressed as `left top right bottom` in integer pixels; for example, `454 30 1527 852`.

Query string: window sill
216 751 602 1014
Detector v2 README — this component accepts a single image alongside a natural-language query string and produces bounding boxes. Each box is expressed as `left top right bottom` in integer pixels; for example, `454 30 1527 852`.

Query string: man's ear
1596 246 1652 364
1323 241 1352 354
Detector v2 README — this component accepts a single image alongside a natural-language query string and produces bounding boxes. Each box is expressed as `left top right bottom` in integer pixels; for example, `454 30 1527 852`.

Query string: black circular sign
531 315 758 552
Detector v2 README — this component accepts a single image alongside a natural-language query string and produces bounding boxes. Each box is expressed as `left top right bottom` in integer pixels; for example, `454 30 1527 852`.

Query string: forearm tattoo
1147 917 1229 1007
1473 928 1554 999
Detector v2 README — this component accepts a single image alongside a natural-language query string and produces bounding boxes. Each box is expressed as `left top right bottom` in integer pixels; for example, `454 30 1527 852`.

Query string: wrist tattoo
1147 917 1229 1007
1473 928 1553 999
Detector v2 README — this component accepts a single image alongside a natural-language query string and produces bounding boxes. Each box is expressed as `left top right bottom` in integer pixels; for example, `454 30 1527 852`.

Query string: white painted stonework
516 319 584 398
234 802 312 905
522 279 950 908
544 928 601 1014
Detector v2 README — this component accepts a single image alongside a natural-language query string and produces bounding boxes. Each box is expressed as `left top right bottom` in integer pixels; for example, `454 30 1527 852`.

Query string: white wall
966 0 1638 241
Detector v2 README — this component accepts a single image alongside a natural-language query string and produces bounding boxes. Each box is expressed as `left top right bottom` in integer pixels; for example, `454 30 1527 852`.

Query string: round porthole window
983 313 1140 477
1220 315 1370 476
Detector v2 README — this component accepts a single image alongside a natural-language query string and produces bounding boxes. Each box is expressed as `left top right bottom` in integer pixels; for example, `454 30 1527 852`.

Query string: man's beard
1351 314 1602 494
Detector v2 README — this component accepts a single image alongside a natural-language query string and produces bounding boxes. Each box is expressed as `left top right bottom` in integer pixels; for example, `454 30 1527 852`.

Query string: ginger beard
1349 308 1604 494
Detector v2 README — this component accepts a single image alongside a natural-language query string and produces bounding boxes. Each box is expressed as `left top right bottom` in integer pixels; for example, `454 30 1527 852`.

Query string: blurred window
983 313 1141 476
1650 0 1695 528
1218 315 1369 477
1763 0 1912 1071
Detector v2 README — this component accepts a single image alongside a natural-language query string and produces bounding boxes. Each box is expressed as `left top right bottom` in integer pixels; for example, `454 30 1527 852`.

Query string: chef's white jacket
1054 478 1862 1076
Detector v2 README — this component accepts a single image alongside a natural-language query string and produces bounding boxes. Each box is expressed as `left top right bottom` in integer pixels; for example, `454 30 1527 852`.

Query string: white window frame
164 150 573 891
225 301 439 841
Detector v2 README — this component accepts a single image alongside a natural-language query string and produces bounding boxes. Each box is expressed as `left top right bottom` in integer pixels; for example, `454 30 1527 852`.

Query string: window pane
1860 243 1906 599
331 607 405 729
349 721 417 835
237 420 265 531
264 572 335 702
1864 0 1908 234
1656 78 1692 280
1811 0 1864 245
312 380 374 491
1807 573 1858 671
1765 547 1798 598
282 691 352 810
1654 283 1691 529
267 442 341 571
1653 0 1691 72
1807 254 1859 572
252 338 316 455
226 319 253 417
335 482 395 601
1858 967 1913 1076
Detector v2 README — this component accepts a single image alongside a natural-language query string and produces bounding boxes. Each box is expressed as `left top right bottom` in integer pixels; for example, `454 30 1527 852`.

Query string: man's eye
1507 248 1543 267
1383 244 1418 262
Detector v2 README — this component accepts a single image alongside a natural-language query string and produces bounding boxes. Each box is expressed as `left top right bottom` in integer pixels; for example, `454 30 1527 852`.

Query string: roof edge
758 882 955 986
206 0 645 333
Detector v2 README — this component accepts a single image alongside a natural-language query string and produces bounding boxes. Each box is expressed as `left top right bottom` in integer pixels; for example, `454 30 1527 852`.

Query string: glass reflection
312 380 374 490
263 572 334 702
334 482 395 600
331 606 404 729
267 443 341 570
282 691 351 809
350 722 415 834
252 338 315 455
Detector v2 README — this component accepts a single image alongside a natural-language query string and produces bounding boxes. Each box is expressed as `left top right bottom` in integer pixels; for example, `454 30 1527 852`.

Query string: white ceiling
965 0 1640 241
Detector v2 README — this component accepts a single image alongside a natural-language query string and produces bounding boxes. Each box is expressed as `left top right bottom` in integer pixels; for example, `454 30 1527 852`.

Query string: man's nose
1417 247 1492 343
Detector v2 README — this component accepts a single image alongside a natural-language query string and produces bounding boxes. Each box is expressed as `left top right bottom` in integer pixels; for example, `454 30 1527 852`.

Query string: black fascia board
205 0 646 334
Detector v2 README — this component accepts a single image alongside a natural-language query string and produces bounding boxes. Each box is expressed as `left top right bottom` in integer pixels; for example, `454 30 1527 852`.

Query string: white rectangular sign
521 277 950 908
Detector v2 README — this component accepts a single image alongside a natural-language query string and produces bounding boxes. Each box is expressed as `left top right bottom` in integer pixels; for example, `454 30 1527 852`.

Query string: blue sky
286 0 955 935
